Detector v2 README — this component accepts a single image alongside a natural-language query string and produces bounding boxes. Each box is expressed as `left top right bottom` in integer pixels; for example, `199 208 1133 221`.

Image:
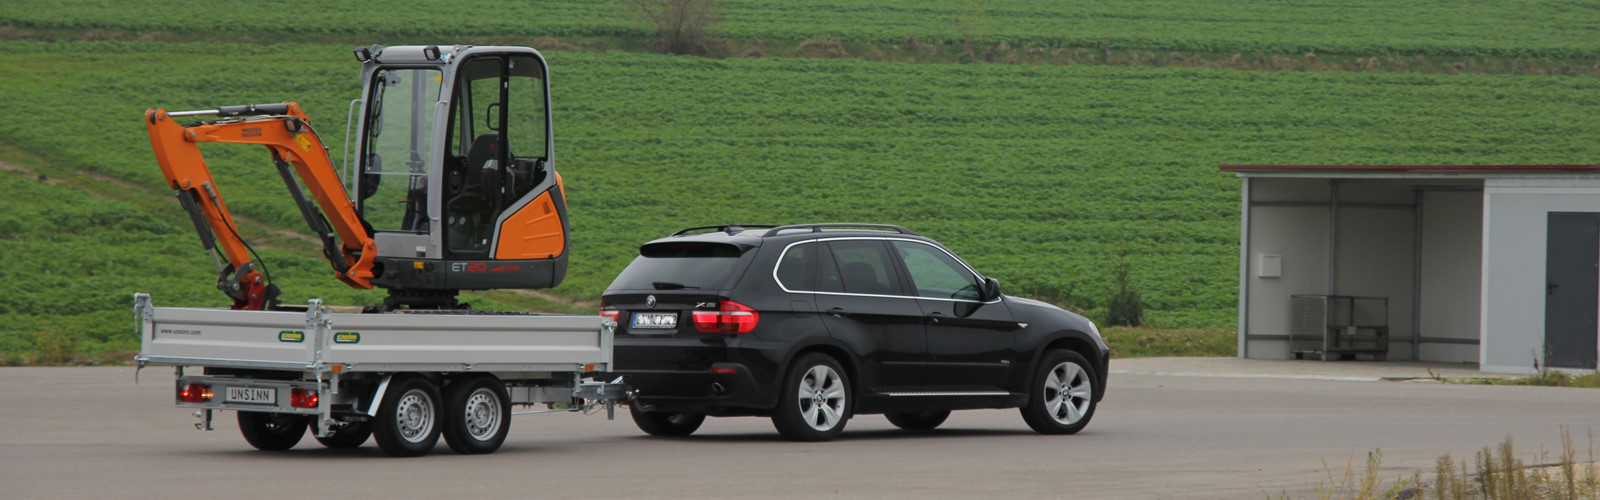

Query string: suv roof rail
761 223 920 237
671 224 781 237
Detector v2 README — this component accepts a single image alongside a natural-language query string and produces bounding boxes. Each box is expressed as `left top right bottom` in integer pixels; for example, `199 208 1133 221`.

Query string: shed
1223 165 1600 374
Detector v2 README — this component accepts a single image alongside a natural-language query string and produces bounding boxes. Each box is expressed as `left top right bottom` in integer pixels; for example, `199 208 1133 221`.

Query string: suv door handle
928 312 944 323
828 307 845 317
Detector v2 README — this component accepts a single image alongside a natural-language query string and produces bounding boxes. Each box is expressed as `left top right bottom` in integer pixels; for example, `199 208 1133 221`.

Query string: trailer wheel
372 376 442 457
237 411 307 451
442 375 511 454
313 419 372 449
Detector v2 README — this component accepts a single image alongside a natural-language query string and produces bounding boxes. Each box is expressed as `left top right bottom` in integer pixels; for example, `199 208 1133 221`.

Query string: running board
881 391 1010 397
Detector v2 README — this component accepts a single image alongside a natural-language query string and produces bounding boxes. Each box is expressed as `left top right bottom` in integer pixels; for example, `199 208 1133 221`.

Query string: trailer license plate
631 312 677 329
226 387 276 405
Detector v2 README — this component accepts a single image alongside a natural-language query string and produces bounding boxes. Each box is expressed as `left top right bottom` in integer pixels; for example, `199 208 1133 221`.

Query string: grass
1436 364 1600 389
3 0 1596 59
1100 326 1234 358
1298 431 1600 500
1 3 1597 363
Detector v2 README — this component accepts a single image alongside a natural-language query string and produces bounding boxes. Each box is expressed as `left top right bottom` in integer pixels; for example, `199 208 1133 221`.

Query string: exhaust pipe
710 382 727 394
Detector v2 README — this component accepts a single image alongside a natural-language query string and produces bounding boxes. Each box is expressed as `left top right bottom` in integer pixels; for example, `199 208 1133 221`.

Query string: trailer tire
237 411 308 451
372 375 442 457
313 419 371 449
442 375 510 454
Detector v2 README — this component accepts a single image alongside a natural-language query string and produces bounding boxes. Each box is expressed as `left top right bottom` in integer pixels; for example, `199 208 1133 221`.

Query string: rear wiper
652 281 698 290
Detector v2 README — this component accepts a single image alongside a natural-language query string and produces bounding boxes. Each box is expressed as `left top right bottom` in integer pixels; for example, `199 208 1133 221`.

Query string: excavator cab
352 45 570 308
144 45 570 310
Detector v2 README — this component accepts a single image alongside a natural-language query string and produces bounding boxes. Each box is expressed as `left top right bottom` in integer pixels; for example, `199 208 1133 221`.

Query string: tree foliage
626 0 722 55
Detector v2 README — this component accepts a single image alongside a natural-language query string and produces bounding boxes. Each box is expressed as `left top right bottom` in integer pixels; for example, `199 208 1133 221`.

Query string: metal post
1238 177 1252 358
1412 189 1424 361
1328 180 1339 296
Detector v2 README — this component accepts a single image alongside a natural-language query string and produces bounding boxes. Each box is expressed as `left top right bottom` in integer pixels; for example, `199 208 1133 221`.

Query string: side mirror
981 277 1002 301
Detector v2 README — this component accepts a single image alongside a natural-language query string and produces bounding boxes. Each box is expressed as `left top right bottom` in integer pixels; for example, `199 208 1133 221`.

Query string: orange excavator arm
145 102 377 309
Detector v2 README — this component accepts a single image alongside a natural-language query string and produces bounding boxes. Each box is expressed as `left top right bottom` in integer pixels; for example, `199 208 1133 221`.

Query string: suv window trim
771 236 1000 304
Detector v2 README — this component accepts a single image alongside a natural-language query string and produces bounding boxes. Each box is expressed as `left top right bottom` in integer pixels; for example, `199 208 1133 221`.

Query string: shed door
1545 212 1599 369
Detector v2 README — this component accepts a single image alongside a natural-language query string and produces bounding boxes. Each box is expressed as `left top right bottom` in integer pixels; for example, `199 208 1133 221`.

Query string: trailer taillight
290 388 319 408
178 383 212 403
692 300 759 334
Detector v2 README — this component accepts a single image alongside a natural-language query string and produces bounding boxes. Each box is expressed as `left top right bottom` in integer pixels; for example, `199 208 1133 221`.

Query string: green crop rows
1 40 1595 359
3 1 1597 58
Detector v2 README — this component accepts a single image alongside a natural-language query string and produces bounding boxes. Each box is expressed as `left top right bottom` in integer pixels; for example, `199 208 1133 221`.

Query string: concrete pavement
1113 356 1523 382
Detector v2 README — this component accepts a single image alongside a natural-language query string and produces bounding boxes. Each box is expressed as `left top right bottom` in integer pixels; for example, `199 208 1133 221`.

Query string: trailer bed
135 294 613 373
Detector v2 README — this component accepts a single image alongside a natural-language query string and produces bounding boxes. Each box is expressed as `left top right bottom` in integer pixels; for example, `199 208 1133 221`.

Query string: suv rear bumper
614 362 776 414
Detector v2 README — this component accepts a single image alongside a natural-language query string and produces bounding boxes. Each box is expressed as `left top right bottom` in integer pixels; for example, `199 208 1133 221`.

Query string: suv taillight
693 300 759 334
599 309 621 323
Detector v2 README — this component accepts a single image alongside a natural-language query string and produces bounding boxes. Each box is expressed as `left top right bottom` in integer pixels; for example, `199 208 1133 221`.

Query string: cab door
890 240 1018 392
442 54 557 261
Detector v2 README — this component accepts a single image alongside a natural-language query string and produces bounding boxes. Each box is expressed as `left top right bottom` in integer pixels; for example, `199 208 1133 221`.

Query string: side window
358 68 442 233
504 55 548 207
775 242 814 291
892 241 982 301
826 240 902 296
816 243 844 293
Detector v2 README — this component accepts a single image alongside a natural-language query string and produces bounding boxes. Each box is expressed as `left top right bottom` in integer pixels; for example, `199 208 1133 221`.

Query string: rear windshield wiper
652 281 699 290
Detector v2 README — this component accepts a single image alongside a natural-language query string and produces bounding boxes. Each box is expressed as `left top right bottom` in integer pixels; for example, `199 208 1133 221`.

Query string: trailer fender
365 374 394 417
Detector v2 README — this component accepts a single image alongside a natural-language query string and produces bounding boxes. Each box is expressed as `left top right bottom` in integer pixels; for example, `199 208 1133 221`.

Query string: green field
3 0 1597 58
1 3 1597 362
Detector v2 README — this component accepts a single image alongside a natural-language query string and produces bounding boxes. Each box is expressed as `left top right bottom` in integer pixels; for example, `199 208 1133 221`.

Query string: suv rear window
608 242 746 291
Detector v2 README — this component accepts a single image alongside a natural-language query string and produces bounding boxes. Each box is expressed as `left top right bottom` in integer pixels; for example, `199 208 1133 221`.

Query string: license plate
631 312 678 329
226 387 276 405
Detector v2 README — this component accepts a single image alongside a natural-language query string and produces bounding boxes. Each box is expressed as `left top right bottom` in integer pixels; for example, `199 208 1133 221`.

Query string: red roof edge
1220 164 1600 173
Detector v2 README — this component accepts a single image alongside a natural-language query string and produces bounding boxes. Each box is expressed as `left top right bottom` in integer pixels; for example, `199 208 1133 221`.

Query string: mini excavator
145 45 570 311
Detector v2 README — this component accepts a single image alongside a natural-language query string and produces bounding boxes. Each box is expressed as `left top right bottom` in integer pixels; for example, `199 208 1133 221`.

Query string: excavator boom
146 103 376 309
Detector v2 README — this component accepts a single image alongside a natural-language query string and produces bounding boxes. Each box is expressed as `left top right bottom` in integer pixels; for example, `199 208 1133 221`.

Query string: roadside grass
1101 326 1234 358
1295 431 1600 500
1435 367 1600 389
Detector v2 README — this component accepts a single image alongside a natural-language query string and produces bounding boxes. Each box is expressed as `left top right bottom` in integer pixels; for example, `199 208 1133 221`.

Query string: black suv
601 224 1109 441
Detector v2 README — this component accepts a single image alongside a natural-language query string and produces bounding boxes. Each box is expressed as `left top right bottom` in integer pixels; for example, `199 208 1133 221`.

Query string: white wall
1334 198 1416 360
1242 180 1423 361
1481 183 1600 373
1244 179 1330 359
1418 191 1482 363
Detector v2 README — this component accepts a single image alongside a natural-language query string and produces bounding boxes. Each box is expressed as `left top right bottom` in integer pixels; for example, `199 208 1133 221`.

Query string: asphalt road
3 364 1594 499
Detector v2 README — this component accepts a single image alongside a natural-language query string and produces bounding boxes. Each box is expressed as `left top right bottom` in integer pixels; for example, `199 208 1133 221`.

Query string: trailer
134 293 628 457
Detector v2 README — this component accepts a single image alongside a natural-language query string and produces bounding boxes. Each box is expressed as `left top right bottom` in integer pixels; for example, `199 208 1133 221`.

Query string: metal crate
1289 295 1389 361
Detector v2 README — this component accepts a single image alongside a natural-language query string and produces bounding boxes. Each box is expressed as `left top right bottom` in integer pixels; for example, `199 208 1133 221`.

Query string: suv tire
1020 350 1098 435
771 353 851 442
238 412 307 451
629 406 706 436
884 410 950 431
